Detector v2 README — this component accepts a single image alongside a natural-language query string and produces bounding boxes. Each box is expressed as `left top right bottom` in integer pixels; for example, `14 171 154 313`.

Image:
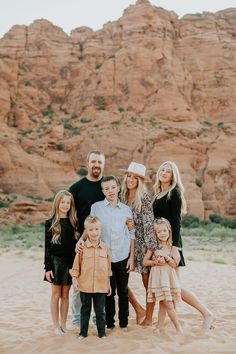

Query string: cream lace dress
147 248 182 303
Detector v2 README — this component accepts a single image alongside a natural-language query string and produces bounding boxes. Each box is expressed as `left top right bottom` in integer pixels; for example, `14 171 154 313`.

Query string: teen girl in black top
44 190 78 335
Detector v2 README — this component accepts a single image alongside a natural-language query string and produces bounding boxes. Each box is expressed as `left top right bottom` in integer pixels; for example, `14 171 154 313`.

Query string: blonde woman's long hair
121 174 147 212
154 217 172 246
50 190 78 244
153 161 187 215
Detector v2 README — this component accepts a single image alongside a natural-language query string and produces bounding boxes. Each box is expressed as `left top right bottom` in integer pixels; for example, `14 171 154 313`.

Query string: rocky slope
0 0 235 224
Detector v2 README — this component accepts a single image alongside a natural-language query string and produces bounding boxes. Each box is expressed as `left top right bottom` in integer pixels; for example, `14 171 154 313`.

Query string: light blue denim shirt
90 198 135 263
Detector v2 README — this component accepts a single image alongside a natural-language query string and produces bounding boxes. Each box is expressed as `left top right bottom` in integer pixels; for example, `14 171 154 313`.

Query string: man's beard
91 167 101 178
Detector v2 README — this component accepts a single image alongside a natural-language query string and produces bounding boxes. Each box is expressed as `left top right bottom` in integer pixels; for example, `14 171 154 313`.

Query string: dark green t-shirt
69 177 104 235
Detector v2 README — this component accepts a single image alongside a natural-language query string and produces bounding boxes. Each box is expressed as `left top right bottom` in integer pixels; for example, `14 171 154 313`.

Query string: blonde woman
153 161 214 330
44 190 78 334
121 162 159 325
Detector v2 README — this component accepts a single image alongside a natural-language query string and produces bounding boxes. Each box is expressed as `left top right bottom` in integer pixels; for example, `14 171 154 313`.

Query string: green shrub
11 225 22 234
72 127 80 135
94 96 107 110
209 214 223 224
118 107 124 112
209 214 236 229
24 80 32 86
222 219 236 229
56 143 63 151
80 117 91 123
64 123 73 130
19 130 32 136
78 167 87 176
44 196 54 202
195 178 202 188
203 120 212 126
182 214 200 227
0 200 9 208
60 107 69 114
0 224 44 248
42 105 54 118
213 258 226 264
71 112 77 119
25 195 43 200
217 122 225 129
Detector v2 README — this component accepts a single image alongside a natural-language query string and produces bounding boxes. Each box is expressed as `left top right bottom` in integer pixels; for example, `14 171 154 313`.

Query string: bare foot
202 313 214 330
175 325 183 333
53 327 63 335
60 326 67 333
136 308 146 324
140 318 152 327
153 326 160 335
153 326 166 335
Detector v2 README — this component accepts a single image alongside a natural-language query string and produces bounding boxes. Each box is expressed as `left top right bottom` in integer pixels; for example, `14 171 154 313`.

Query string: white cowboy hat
121 162 150 180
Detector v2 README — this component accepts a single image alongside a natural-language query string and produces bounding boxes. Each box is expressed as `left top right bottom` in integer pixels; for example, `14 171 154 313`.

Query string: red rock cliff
0 0 235 221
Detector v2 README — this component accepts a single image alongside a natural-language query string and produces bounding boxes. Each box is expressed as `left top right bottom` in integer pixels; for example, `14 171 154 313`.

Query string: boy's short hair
84 215 102 228
101 175 121 188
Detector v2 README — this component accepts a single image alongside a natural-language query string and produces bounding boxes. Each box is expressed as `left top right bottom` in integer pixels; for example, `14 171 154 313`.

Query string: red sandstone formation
0 0 235 223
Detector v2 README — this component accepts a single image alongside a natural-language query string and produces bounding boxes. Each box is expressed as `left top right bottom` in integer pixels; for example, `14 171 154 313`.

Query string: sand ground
0 249 235 354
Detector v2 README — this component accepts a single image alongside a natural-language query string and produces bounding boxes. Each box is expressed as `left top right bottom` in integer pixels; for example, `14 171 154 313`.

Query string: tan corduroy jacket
70 238 112 293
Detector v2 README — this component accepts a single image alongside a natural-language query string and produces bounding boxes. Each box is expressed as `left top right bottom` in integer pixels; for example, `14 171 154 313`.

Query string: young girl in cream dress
144 217 182 333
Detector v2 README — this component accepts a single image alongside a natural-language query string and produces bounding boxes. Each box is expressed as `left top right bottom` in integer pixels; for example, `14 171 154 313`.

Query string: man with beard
69 150 105 328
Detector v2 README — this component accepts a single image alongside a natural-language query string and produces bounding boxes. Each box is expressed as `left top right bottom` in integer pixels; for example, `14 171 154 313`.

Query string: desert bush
209 214 236 229
0 224 44 248
80 117 91 123
78 167 87 176
195 178 202 188
0 200 9 208
93 96 107 110
24 80 32 86
217 122 225 129
56 143 63 151
182 214 200 227
71 112 78 119
42 105 54 118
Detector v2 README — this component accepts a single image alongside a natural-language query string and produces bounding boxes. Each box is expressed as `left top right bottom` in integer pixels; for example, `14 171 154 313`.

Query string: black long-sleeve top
153 187 182 249
69 177 104 235
44 217 77 271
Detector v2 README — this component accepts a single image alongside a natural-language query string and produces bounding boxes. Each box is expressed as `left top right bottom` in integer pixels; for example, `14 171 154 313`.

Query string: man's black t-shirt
69 177 104 235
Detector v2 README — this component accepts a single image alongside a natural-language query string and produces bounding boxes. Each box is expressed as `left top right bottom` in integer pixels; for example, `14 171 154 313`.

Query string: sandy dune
0 250 235 354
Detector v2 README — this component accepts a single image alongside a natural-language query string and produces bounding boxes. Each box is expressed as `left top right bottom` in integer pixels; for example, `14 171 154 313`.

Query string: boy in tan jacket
70 215 111 339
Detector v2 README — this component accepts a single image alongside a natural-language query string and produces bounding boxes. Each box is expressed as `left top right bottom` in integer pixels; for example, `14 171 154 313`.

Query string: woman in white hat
121 162 160 325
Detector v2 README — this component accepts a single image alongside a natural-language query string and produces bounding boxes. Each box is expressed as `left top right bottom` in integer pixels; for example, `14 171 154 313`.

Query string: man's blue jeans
71 289 81 326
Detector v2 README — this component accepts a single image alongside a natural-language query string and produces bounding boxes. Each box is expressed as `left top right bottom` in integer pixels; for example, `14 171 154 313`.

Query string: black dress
44 217 77 285
153 187 185 266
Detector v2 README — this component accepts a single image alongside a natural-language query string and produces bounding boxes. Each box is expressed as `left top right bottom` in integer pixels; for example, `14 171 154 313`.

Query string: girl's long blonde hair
154 217 172 246
121 174 147 212
153 161 187 215
50 190 78 244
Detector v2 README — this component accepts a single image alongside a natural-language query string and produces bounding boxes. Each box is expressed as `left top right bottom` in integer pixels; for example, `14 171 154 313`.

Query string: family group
44 150 214 339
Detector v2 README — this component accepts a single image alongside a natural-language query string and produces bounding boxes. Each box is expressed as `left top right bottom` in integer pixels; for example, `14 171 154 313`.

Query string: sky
0 0 235 38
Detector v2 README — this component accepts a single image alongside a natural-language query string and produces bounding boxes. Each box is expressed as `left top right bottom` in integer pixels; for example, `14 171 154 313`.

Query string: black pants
80 292 106 337
106 257 129 328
